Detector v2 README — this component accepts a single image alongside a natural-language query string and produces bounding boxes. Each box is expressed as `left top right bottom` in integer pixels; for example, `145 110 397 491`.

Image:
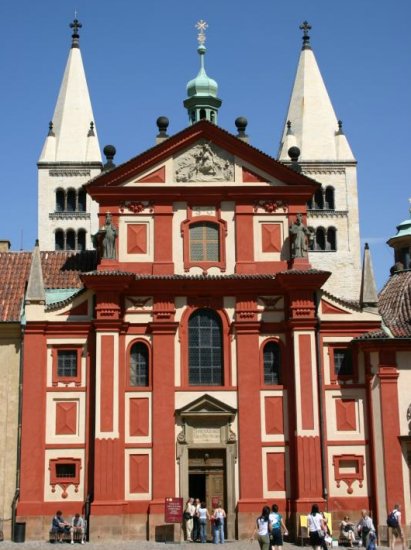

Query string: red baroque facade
18 121 389 540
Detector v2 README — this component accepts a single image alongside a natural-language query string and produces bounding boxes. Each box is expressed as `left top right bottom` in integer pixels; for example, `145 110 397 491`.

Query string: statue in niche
289 213 314 258
93 212 117 259
175 141 234 182
407 403 411 434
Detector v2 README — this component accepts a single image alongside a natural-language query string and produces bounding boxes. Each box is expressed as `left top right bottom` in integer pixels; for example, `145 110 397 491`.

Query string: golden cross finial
195 20 208 45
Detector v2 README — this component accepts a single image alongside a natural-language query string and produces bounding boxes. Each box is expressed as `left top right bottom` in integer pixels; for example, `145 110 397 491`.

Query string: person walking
388 504 406 550
251 506 272 550
307 504 326 550
269 504 288 550
198 501 210 543
213 502 226 544
357 509 376 548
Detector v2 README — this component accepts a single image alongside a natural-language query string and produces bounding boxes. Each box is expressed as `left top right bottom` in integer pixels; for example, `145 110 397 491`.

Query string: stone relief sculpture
175 141 234 182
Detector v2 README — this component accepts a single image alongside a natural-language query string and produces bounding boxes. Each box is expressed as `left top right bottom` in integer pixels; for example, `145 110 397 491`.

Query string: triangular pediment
176 394 236 420
86 120 319 193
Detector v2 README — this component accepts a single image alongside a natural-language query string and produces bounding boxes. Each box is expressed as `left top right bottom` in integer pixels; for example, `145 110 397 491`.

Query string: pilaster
378 350 405 512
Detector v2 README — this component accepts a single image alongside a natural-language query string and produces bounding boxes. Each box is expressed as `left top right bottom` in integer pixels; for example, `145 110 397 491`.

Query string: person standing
389 504 406 550
184 498 196 542
269 504 288 550
251 506 272 550
307 504 326 550
193 498 201 542
198 501 210 543
357 510 376 548
213 502 226 544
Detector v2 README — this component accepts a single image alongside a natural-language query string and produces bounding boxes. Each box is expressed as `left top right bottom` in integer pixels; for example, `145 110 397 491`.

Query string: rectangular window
57 350 78 378
56 463 76 478
190 223 219 262
334 348 353 376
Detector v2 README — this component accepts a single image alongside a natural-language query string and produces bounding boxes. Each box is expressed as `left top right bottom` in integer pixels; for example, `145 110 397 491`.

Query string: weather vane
195 20 208 46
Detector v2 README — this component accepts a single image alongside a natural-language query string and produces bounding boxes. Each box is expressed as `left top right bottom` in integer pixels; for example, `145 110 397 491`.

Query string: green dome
186 45 218 98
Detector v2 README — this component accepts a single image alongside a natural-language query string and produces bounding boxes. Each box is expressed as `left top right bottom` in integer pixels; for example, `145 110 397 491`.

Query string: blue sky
1 0 410 290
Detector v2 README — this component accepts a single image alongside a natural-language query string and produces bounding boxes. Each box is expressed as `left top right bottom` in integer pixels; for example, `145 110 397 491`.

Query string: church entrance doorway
176 394 237 540
188 449 226 540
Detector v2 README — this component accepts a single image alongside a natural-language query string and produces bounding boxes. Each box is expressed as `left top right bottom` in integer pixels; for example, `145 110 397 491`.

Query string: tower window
327 227 337 251
188 309 223 385
66 230 75 250
77 229 86 251
56 189 65 212
325 187 335 210
263 341 281 385
315 227 326 251
130 342 149 387
200 109 206 120
55 230 64 251
78 189 86 212
66 189 76 212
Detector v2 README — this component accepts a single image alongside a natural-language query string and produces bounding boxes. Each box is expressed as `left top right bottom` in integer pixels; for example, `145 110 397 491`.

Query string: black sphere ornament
288 146 301 162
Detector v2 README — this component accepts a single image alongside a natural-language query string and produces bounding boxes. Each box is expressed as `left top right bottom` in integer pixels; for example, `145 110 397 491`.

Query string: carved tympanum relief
174 141 234 182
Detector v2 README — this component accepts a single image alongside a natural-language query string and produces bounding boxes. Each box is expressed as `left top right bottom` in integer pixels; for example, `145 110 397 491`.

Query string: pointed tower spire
37 18 102 251
278 22 361 301
25 240 45 304
183 20 222 125
39 17 101 163
360 243 378 308
278 22 354 162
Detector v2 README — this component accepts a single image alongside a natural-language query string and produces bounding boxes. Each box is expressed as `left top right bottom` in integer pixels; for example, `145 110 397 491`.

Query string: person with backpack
388 504 406 550
268 504 288 550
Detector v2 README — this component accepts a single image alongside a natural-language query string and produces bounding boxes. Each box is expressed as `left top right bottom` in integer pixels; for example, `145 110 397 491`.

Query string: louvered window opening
190 223 219 261
263 342 281 384
130 343 149 386
189 309 222 385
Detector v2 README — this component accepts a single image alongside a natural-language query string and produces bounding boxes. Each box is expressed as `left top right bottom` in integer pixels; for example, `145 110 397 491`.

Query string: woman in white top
307 504 326 550
198 501 210 543
252 506 272 550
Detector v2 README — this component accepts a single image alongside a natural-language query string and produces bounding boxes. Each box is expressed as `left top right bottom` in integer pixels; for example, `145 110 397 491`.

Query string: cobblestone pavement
0 541 391 550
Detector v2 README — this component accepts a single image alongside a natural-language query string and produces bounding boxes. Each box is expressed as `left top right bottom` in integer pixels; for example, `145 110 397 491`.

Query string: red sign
165 497 184 523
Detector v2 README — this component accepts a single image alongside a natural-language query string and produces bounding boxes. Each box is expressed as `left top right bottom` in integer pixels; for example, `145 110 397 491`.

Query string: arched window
78 189 86 212
308 226 315 250
66 189 76 212
325 187 335 210
315 227 326 251
188 309 222 385
66 230 75 250
55 230 64 251
313 189 324 210
200 109 206 120
56 189 65 212
130 342 149 386
327 227 337 251
189 222 219 262
263 341 281 385
77 229 86 251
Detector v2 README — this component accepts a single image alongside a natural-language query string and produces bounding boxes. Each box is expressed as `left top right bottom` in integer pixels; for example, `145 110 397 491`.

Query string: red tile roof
0 251 97 322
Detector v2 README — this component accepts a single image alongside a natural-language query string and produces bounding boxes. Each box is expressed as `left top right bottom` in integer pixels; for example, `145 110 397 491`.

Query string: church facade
2 18 408 543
